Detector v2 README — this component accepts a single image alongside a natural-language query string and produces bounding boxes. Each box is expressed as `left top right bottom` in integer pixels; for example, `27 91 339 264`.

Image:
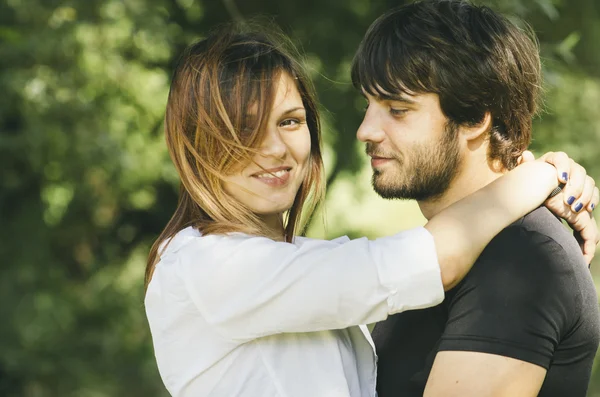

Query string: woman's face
223 73 312 222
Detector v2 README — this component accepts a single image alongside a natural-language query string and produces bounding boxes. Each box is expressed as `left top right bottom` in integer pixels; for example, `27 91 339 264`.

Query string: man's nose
259 127 287 159
356 107 385 143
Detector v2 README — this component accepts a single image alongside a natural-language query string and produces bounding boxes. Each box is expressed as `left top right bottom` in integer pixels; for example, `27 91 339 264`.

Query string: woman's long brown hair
145 23 325 290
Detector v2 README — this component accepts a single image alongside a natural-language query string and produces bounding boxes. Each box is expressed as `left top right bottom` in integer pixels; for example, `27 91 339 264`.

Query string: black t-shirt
374 207 600 397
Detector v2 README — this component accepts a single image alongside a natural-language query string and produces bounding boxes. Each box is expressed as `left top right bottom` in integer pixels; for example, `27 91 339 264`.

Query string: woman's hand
520 150 599 264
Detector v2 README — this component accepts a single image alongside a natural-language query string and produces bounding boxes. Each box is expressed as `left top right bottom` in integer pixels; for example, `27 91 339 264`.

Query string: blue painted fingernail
562 172 568 181
592 203 596 211
575 202 583 212
567 196 576 205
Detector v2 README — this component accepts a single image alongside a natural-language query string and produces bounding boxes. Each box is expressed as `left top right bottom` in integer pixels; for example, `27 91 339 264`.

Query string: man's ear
460 112 492 142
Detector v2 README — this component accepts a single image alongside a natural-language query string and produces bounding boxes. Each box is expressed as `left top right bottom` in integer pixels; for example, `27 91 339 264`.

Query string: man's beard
370 123 462 201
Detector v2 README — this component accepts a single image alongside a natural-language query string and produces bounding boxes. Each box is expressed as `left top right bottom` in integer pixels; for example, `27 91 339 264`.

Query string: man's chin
372 180 413 200
372 176 442 201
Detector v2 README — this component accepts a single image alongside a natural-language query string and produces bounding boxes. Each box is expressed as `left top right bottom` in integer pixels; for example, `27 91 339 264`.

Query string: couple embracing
144 1 600 396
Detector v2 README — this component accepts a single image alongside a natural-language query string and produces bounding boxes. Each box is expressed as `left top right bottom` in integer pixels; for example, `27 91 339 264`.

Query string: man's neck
418 158 505 220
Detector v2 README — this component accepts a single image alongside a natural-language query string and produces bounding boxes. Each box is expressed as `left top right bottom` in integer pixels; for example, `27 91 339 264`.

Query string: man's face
357 91 463 201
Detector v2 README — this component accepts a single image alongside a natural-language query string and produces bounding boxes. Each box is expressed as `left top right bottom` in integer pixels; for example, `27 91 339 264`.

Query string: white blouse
145 226 444 397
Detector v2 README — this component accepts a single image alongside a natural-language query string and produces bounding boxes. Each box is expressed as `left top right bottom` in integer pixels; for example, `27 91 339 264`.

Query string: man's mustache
365 143 396 159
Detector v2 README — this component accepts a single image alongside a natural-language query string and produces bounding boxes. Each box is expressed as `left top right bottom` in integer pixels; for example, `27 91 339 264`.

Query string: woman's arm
426 161 557 290
154 227 445 341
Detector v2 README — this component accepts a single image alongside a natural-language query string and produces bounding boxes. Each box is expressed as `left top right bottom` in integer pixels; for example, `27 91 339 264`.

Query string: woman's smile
250 166 293 187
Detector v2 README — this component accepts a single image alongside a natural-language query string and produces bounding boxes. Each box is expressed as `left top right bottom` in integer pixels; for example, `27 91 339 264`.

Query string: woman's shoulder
159 226 207 255
163 228 350 255
157 228 354 271
151 228 241 288
292 235 351 247
158 227 288 262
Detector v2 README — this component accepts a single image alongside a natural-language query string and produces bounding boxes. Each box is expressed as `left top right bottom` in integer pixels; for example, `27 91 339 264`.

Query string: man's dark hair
351 0 541 170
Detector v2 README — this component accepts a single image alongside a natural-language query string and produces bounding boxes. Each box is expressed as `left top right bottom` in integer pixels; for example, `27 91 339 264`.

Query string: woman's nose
259 128 287 159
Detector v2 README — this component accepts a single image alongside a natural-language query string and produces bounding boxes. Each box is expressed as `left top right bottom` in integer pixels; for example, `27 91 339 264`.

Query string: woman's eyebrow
280 107 306 116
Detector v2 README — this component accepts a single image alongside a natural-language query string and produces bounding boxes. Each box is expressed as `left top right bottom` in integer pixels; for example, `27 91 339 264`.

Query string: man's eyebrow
360 90 416 104
377 93 416 104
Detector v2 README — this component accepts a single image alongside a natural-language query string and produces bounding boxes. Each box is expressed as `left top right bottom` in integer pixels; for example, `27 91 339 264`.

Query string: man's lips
369 156 393 167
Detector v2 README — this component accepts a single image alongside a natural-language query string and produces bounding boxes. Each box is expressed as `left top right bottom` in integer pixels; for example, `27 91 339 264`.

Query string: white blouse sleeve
168 227 443 341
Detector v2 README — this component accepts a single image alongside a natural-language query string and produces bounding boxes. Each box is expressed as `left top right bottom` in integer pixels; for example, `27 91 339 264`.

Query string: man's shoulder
450 207 590 302
497 207 565 244
478 207 585 271
515 207 582 253
441 209 599 376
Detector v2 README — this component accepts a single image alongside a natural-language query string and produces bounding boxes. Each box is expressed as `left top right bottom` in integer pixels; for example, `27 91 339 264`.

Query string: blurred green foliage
1 0 599 396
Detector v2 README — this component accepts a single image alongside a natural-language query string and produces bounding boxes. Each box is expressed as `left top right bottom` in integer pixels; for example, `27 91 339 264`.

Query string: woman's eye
280 119 300 127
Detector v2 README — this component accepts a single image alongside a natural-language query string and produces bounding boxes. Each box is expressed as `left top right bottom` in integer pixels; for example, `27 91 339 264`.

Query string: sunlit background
1 0 599 395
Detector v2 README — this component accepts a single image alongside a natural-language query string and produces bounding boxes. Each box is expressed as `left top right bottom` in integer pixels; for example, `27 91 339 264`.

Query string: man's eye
390 108 407 116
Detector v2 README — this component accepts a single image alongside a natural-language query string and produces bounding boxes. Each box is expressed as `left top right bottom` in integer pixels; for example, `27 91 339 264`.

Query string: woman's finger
588 186 599 212
572 175 595 213
573 212 599 265
564 160 586 208
582 219 599 265
539 151 570 183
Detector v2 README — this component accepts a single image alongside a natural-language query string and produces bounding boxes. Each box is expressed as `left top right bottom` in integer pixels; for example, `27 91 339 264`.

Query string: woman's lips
251 167 292 187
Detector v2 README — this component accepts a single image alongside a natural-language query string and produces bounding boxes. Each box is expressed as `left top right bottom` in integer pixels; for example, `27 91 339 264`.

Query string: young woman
144 25 598 397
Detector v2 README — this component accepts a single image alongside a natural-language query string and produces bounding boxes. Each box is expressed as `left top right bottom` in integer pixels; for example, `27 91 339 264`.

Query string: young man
351 1 600 396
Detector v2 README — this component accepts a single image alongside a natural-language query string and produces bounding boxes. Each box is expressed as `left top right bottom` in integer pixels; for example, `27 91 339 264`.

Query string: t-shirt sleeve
437 226 577 369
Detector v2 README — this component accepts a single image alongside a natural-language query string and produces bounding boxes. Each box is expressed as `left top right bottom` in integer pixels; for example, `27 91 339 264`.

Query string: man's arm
424 351 546 397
